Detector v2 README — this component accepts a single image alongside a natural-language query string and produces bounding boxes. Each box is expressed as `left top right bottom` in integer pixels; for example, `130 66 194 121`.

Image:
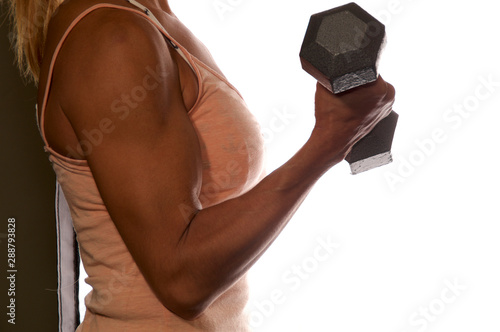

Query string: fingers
385 81 396 101
314 76 395 119
377 75 396 101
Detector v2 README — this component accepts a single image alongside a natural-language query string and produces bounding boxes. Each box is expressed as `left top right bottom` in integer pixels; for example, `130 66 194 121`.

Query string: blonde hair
5 0 64 84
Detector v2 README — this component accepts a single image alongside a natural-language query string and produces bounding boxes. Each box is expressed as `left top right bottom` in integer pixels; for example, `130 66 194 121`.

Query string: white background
80 0 500 331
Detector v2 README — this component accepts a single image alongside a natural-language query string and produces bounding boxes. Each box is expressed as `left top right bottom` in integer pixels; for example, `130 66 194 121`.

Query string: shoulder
50 0 167 58
48 1 180 117
44 0 172 70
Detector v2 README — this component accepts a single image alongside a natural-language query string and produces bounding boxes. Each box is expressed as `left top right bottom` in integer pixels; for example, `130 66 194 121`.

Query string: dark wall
0 5 59 332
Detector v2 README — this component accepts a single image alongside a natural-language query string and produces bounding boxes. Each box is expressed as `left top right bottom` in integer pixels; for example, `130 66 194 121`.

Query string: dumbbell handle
345 110 398 174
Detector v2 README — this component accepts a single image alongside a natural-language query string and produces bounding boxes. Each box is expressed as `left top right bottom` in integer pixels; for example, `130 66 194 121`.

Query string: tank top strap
37 0 197 150
125 0 195 71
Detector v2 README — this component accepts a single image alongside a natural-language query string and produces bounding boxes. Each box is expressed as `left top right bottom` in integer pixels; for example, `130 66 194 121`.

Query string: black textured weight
300 2 398 174
345 111 399 164
300 2 386 94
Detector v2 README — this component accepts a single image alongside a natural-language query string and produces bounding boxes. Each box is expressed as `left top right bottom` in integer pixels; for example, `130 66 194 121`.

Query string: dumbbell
300 2 398 175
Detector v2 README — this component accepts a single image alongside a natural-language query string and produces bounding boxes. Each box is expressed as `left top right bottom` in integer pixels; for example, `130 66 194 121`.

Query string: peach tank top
36 1 266 330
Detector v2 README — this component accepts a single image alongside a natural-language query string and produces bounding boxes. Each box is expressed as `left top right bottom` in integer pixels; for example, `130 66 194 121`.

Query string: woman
7 0 395 330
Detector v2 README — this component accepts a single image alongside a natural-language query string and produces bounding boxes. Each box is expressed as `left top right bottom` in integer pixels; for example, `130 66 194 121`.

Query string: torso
37 0 221 160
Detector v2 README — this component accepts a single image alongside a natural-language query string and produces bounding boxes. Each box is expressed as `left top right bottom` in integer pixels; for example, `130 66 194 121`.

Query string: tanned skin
37 0 395 320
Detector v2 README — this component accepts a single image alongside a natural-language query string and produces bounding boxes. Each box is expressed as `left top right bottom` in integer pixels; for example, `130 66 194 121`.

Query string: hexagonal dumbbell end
300 2 386 93
300 2 398 174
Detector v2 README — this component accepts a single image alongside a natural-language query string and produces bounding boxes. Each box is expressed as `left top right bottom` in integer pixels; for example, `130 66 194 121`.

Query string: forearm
174 132 342 314
162 78 395 318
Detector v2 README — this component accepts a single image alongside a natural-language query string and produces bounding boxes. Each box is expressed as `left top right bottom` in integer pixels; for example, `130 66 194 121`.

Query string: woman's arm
178 79 395 319
54 9 394 320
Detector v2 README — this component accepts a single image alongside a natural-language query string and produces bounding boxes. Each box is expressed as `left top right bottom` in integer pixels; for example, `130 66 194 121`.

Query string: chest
187 63 266 207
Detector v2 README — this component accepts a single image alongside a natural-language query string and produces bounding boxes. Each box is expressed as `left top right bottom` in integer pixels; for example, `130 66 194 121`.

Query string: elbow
158 281 213 321
151 256 220 320
166 299 206 321
174 308 205 321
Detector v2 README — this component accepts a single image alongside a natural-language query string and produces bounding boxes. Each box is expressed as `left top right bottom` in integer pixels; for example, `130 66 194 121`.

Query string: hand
311 76 395 163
